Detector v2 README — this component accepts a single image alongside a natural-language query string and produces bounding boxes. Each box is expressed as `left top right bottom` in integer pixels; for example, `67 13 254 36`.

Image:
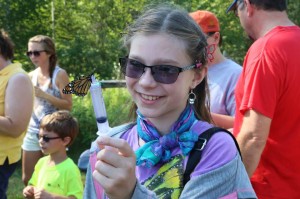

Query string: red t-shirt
234 26 300 199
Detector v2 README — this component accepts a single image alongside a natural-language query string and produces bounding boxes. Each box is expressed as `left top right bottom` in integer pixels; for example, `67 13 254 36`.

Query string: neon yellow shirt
29 156 83 199
0 63 29 165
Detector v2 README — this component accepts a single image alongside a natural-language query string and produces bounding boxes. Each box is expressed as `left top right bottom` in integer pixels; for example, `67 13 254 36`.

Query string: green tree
44 0 148 79
0 0 299 77
288 0 300 25
0 0 52 70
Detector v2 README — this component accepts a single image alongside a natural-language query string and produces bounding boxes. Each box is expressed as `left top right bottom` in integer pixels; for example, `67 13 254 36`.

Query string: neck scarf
135 105 199 167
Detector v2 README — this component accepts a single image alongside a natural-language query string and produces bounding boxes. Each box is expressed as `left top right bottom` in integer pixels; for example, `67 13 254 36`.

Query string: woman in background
0 29 33 199
22 35 72 185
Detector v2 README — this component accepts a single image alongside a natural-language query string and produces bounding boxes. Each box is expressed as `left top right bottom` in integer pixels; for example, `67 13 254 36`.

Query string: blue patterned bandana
135 105 199 167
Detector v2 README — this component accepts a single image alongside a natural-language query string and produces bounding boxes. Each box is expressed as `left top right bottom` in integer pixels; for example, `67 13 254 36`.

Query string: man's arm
236 109 271 177
211 113 234 129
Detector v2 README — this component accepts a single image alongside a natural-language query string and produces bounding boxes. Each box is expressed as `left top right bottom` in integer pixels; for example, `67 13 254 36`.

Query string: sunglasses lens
120 58 144 79
37 135 50 142
26 51 41 57
33 51 40 56
119 57 180 84
44 137 50 142
152 65 179 84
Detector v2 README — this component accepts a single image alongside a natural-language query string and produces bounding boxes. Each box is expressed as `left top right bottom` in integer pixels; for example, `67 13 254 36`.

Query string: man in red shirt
227 0 300 198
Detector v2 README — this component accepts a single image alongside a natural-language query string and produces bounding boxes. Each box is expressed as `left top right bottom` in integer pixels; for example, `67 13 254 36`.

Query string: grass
7 158 86 198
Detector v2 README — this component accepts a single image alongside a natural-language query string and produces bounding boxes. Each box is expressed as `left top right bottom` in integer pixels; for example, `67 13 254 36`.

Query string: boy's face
38 129 66 155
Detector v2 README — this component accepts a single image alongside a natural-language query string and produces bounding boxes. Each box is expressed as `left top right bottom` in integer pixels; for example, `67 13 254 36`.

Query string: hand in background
34 86 48 99
23 185 35 199
33 187 53 199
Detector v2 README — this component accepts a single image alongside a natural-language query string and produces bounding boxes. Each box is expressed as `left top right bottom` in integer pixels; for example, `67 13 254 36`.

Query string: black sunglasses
233 0 244 17
26 50 46 57
119 57 197 84
37 134 62 143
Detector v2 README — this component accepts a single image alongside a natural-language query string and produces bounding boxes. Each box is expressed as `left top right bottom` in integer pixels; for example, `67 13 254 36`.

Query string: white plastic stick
90 75 110 135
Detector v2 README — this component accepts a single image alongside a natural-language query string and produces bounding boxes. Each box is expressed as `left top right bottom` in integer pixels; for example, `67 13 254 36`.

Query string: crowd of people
0 0 299 198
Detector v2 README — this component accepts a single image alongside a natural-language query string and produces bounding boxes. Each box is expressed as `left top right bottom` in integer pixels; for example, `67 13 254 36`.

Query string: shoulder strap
51 66 60 89
183 127 241 186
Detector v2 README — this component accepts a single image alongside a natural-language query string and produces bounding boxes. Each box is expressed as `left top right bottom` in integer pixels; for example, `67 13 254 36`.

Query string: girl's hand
34 86 48 99
93 136 137 199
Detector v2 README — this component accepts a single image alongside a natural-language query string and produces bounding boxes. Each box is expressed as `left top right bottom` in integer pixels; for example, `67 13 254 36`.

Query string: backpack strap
183 127 241 186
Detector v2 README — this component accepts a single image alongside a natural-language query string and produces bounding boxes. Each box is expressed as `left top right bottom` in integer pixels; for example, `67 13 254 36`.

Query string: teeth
141 94 159 101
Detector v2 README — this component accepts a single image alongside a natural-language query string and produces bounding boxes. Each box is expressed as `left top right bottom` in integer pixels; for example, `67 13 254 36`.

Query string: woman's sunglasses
119 57 197 84
37 134 62 143
26 50 46 57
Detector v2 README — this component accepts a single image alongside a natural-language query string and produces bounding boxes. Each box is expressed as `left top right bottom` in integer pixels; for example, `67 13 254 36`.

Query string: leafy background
1 0 299 76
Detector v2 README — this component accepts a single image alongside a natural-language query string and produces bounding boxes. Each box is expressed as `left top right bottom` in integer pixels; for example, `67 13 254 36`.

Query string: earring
189 90 196 105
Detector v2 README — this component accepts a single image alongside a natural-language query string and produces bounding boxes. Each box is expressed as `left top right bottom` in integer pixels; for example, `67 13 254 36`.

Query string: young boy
23 110 83 199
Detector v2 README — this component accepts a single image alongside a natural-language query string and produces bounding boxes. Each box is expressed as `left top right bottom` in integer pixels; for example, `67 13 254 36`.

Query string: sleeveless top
27 66 62 135
0 63 32 164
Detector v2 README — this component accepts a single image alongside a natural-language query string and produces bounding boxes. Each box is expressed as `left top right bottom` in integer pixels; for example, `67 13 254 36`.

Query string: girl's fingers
96 147 135 171
93 160 136 197
92 168 108 186
96 135 134 157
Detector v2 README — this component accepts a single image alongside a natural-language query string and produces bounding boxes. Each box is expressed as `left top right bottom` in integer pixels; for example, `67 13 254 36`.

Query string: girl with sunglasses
22 35 72 186
84 4 256 199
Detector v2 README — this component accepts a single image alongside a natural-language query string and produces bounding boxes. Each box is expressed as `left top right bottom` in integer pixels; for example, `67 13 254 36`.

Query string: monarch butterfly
62 71 94 96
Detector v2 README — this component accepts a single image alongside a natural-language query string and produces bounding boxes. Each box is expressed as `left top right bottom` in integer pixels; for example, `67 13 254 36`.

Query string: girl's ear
191 66 207 89
62 136 71 147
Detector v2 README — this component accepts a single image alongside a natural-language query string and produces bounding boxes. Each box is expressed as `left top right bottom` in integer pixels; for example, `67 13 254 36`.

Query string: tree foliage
0 0 299 77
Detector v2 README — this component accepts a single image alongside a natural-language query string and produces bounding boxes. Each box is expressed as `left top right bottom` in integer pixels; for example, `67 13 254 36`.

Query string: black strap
183 127 241 186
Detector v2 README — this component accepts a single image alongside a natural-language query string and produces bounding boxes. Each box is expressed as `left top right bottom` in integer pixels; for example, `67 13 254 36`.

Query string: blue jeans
0 158 18 199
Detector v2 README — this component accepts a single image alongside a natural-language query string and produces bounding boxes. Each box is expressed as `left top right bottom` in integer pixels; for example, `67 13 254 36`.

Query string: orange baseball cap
190 10 220 34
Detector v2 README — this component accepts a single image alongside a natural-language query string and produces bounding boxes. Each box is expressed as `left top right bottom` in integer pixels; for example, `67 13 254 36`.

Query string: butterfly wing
62 73 93 96
143 155 184 199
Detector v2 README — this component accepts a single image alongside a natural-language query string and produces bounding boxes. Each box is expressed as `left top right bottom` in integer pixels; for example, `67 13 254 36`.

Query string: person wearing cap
190 10 242 129
227 0 300 198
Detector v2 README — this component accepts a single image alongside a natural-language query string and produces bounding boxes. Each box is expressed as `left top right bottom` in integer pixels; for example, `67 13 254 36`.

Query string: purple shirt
121 121 237 184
